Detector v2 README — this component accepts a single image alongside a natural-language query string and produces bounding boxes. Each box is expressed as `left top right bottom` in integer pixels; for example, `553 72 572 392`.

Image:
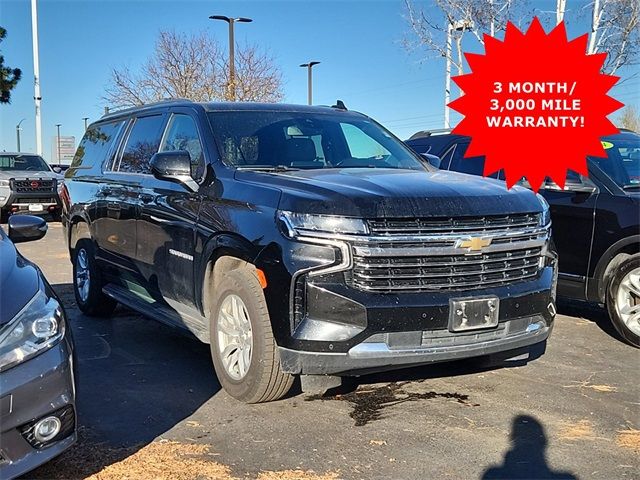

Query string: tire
606 254 640 347
209 264 293 403
72 239 117 316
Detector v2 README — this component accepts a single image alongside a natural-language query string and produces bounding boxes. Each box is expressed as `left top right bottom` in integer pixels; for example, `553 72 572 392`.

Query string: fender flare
590 234 640 302
196 232 261 314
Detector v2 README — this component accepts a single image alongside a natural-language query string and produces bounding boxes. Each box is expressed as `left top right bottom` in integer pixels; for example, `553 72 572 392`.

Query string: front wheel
209 264 293 403
606 254 640 347
73 239 117 316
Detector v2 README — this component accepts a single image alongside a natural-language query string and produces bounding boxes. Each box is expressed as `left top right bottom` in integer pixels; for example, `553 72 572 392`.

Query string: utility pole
444 19 474 129
209 15 253 101
55 124 61 163
556 0 567 25
83 117 89 130
300 62 320 105
31 0 43 155
16 119 26 152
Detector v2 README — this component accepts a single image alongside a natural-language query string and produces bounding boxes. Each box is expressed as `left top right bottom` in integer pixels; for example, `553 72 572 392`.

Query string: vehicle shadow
556 298 624 343
481 415 576 479
27 283 220 479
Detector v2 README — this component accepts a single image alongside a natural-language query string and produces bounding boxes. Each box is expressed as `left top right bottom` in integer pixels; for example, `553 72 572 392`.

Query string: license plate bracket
449 296 500 332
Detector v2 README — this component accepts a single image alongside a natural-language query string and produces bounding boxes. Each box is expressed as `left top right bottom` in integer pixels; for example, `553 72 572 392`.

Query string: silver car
0 215 76 478
0 153 63 222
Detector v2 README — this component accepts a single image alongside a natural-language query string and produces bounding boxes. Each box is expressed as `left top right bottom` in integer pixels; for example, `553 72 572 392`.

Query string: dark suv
62 100 557 403
406 130 640 347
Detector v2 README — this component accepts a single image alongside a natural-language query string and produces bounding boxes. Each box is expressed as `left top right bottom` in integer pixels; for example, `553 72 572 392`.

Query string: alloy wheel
615 266 640 336
216 294 253 380
75 248 91 303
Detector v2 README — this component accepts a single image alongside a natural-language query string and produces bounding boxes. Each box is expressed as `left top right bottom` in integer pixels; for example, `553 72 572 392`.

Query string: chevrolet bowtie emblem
457 237 492 251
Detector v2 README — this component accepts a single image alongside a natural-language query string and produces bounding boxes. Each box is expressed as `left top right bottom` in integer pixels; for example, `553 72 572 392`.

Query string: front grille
350 213 546 293
11 178 56 194
367 213 540 236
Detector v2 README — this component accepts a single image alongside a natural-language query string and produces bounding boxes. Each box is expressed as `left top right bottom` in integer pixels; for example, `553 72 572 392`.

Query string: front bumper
278 262 557 376
0 188 61 215
0 336 76 480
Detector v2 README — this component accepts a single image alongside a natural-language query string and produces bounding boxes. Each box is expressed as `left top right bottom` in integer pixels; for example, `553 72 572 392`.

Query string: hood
236 168 542 218
0 169 58 180
0 230 40 325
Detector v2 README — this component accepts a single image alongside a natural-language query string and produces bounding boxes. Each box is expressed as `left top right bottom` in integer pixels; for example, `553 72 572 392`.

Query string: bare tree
583 0 639 75
104 30 283 108
617 105 640 131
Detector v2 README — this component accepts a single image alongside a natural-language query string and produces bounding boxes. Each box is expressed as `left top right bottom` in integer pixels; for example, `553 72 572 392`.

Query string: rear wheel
209 264 293 403
73 239 117 316
606 254 640 347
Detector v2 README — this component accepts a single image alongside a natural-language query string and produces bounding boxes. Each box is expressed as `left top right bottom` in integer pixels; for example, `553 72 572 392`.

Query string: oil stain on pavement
306 381 479 426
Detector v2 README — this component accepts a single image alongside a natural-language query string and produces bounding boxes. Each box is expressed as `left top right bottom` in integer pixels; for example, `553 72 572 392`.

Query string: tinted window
160 114 205 179
0 154 50 172
118 115 164 174
590 136 640 187
448 143 501 179
71 122 123 170
208 111 426 171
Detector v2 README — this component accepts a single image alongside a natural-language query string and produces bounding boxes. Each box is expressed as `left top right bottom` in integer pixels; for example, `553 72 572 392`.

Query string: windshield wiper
622 184 640 189
236 165 300 172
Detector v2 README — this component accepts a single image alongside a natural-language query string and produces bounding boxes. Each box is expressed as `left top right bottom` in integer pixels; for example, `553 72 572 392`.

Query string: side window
71 121 124 169
160 114 205 179
447 142 501 179
118 115 165 174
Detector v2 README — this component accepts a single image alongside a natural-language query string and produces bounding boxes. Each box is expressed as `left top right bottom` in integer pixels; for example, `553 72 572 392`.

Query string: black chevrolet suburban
406 130 640 347
62 100 557 403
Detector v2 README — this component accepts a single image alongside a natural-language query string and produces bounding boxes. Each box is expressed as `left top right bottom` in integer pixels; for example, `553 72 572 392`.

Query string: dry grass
616 429 640 454
29 430 340 480
557 420 596 441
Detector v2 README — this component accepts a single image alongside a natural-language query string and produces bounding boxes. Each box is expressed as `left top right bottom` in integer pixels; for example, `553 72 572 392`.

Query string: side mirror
420 153 441 169
52 166 62 174
149 151 198 191
8 215 48 243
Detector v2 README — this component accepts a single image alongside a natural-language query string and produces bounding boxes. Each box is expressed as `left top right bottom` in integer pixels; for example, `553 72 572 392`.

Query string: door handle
139 193 154 204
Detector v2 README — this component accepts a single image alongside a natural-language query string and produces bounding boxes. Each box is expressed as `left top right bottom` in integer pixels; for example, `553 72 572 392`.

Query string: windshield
207 111 427 171
0 154 50 172
590 135 640 188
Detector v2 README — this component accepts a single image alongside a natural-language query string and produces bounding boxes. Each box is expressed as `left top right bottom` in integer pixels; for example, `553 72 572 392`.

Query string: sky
1 0 639 159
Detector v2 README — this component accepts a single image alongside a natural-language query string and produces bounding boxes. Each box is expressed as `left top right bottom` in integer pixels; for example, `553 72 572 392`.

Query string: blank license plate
449 297 500 332
29 204 44 212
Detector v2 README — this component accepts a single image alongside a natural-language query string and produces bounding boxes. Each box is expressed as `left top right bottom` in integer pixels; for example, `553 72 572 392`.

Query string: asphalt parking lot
16 222 639 480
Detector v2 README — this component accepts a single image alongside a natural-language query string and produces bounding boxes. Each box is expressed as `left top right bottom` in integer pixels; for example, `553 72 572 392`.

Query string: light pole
444 19 473 128
31 0 43 155
55 124 62 163
209 15 253 101
82 117 89 130
300 61 320 105
16 118 26 152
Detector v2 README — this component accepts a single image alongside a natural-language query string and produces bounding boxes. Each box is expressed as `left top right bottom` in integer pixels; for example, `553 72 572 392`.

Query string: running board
102 283 210 343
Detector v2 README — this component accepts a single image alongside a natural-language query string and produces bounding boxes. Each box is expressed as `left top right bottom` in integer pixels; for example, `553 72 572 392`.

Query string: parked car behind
406 129 640 347
62 100 557 403
0 215 76 479
0 153 64 222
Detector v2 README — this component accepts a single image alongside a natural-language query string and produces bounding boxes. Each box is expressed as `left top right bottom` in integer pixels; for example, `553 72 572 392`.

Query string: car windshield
207 110 427 171
0 154 50 172
590 135 640 188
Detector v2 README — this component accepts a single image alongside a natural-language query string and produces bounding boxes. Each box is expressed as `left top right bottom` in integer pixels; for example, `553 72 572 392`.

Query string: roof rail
618 128 637 133
101 98 194 119
408 128 453 140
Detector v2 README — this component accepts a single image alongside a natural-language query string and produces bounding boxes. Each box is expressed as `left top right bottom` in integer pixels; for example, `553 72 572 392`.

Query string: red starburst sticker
449 17 624 192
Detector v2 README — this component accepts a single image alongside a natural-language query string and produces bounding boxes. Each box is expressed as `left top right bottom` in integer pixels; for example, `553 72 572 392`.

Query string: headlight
57 178 65 194
0 179 10 187
279 211 369 237
536 194 551 227
0 289 65 372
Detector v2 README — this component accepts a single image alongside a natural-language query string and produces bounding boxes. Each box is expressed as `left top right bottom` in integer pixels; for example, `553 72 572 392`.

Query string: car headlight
0 179 10 188
279 211 369 237
0 289 65 372
536 194 551 227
